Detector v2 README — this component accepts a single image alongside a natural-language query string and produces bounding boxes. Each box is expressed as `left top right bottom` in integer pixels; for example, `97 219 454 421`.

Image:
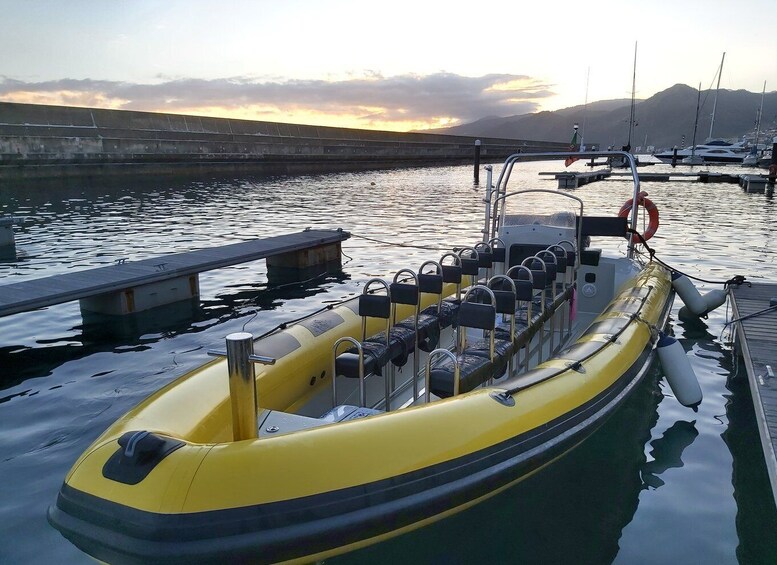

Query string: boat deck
730 282 777 506
0 229 349 317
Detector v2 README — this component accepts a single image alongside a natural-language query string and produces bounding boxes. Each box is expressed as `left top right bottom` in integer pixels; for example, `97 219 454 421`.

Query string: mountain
428 84 777 150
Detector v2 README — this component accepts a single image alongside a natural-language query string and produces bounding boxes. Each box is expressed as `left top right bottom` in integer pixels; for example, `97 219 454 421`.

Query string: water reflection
2 163 777 563
641 420 699 489
334 367 699 564
0 272 347 393
722 357 777 563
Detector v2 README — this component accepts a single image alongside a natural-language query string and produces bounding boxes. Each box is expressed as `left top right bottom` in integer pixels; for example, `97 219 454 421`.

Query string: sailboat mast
580 67 590 151
627 42 637 149
754 80 766 147
690 82 701 160
708 52 725 139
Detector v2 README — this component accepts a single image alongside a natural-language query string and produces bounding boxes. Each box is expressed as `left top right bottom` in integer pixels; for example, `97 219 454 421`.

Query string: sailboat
706 52 725 142
655 53 749 165
681 84 704 165
609 42 638 169
743 81 766 167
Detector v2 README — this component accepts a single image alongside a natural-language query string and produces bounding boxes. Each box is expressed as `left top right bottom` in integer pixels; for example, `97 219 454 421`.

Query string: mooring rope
627 228 748 288
722 303 777 329
348 233 456 251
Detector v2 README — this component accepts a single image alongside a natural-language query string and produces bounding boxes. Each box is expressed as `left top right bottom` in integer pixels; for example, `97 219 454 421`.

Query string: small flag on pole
565 124 580 167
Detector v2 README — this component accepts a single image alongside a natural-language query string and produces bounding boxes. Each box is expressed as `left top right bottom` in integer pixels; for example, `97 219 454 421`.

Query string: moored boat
48 151 703 564
655 140 749 164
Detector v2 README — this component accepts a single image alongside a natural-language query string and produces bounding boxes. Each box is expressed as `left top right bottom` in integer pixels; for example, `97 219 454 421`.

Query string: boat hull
49 263 673 564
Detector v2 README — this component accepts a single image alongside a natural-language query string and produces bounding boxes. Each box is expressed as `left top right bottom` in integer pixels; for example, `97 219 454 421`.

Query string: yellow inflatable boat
49 152 698 564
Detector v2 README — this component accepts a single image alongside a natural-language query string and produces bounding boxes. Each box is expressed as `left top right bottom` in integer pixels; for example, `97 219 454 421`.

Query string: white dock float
0 229 350 317
740 175 768 194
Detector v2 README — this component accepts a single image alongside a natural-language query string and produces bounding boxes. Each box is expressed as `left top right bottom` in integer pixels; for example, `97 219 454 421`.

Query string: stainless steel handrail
485 151 639 259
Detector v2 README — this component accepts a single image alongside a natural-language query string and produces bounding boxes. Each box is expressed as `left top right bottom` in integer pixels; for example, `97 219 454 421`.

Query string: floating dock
0 229 349 317
730 282 777 507
738 174 770 193
553 169 611 188
544 170 772 189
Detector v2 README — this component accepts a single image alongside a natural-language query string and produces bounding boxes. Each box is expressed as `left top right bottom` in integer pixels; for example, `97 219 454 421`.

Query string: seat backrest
521 257 547 290
458 302 496 330
474 242 493 269
358 294 391 319
442 264 462 284
535 251 558 283
389 282 419 306
419 273 443 294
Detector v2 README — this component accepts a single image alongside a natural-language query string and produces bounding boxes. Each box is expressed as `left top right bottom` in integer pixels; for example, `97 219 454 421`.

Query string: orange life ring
618 190 659 240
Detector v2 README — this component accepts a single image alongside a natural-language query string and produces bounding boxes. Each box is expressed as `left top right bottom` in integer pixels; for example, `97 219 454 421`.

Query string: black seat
428 286 512 398
335 288 392 378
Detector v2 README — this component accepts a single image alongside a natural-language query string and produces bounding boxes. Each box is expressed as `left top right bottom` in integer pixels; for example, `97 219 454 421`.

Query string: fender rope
626 228 748 288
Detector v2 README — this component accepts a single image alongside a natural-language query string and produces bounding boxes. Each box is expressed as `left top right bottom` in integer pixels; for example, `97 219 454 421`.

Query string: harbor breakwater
0 102 566 179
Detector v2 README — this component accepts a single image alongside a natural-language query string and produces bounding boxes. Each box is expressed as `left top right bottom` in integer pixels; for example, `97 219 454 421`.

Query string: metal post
671 147 677 168
474 139 482 184
483 165 493 242
225 332 258 441
768 137 777 190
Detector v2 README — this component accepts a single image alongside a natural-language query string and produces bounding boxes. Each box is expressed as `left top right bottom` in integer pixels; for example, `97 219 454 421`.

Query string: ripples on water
1 162 776 563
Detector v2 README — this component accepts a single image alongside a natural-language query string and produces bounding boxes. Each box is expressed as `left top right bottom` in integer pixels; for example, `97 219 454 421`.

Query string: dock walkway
0 229 349 317
730 282 777 506
542 169 772 189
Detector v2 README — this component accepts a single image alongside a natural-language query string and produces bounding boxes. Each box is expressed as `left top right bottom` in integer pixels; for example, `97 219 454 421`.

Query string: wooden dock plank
0 229 349 317
730 282 777 507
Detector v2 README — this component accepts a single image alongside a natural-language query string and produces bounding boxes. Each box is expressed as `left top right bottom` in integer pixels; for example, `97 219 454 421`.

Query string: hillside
429 84 777 150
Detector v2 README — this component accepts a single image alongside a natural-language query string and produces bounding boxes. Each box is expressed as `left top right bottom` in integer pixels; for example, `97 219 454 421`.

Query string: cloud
0 73 555 129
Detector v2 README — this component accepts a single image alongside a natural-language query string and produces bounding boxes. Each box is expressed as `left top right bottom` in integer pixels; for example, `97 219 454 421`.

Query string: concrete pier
0 217 18 248
0 102 567 180
0 216 20 259
0 229 350 318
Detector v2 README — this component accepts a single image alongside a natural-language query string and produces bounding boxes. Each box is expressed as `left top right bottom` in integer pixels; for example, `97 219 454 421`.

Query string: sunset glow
2 0 777 131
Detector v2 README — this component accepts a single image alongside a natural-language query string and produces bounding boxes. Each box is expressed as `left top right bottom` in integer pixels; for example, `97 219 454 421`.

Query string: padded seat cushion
465 338 513 379
410 312 442 353
385 324 416 367
429 353 492 398
335 339 391 378
429 338 512 398
436 299 461 328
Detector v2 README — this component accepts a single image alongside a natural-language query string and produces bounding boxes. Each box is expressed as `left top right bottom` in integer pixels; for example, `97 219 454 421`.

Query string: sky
2 0 777 132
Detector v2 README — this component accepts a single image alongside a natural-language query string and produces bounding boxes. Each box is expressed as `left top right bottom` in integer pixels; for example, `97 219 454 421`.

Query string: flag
565 128 580 167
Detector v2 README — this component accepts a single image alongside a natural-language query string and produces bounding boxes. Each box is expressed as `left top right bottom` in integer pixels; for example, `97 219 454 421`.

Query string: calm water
1 161 776 564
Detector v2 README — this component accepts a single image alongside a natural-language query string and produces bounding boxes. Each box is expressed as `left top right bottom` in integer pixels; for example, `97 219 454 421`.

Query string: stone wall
0 102 567 179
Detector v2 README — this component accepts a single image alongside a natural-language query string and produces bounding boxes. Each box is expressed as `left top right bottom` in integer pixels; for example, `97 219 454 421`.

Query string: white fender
657 332 702 409
702 289 727 313
671 272 707 316
672 272 727 317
